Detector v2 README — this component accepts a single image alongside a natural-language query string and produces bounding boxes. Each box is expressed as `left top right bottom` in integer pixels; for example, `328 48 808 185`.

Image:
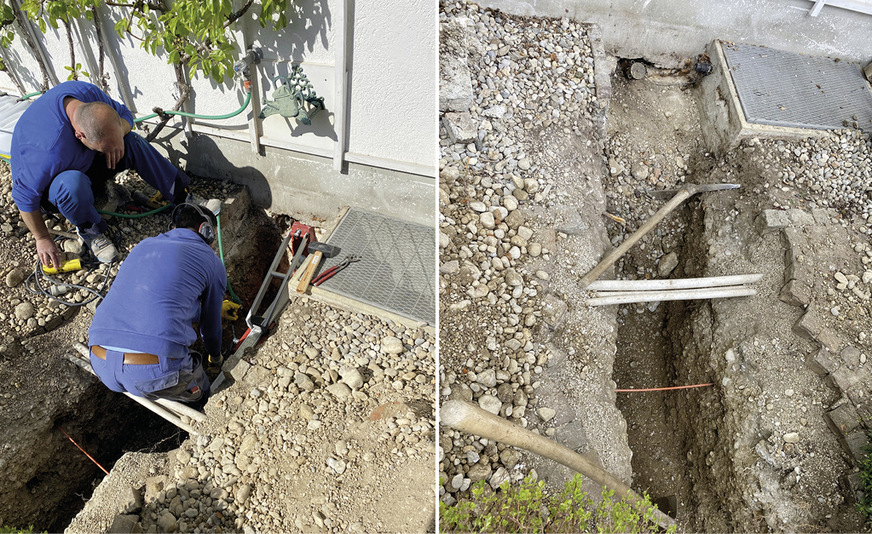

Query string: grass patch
440 474 674 533
858 429 872 525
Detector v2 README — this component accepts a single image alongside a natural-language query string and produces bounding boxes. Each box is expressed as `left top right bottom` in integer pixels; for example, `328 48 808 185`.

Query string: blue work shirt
89 228 227 362
11 81 135 212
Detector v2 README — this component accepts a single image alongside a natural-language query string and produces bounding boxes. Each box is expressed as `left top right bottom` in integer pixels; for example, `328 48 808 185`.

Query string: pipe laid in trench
440 400 676 530
585 286 756 306
71 343 202 432
587 273 762 291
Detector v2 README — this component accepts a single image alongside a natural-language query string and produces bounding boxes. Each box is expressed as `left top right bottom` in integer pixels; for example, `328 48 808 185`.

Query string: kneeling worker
88 203 226 404
11 80 192 267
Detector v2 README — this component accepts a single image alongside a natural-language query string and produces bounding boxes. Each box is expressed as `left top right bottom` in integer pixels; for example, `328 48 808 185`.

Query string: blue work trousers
45 132 189 232
89 347 210 404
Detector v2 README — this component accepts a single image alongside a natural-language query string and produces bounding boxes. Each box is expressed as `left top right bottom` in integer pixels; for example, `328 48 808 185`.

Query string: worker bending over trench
87 203 226 404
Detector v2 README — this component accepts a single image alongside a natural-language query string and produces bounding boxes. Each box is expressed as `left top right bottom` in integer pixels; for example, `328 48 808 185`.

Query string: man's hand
21 211 62 268
205 352 224 379
35 236 62 269
105 148 123 169
222 300 242 321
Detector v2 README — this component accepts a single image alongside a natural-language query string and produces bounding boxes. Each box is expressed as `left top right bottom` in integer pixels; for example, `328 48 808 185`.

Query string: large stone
14 302 34 321
504 210 524 230
5 268 25 288
478 394 502 414
157 511 177 532
442 112 477 143
381 336 404 354
340 366 364 389
467 462 492 482
657 251 679 277
757 209 791 234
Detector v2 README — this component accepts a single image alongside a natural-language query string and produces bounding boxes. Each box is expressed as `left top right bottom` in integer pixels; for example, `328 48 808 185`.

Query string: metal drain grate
317 209 435 324
722 42 872 133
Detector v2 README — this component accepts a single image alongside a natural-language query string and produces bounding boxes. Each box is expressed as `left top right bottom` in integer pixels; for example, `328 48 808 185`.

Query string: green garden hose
96 204 172 218
134 90 252 123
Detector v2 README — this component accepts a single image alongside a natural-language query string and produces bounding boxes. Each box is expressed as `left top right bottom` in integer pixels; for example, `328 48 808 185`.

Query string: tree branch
63 19 76 79
90 6 108 91
224 0 254 28
12 3 49 90
145 62 190 142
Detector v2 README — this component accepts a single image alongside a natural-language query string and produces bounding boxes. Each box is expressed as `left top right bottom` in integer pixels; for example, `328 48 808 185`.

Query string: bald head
75 102 124 144
69 101 127 165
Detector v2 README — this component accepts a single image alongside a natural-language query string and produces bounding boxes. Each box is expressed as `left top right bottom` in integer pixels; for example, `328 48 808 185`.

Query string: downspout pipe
333 0 350 171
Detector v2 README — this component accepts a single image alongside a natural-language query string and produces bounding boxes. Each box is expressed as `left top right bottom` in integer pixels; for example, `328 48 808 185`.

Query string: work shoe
77 226 118 263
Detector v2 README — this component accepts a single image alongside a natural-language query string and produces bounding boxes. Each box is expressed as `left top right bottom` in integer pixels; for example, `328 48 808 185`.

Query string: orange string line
615 382 714 393
57 426 110 476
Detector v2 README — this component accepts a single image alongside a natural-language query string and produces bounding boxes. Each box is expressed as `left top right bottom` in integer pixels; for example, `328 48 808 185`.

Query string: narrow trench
611 202 719 530
30 384 183 532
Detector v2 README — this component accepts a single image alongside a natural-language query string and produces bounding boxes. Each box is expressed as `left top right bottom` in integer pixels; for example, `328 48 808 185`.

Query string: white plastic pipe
586 286 756 306
72 343 203 429
65 352 198 435
441 400 676 530
333 0 350 171
587 274 762 291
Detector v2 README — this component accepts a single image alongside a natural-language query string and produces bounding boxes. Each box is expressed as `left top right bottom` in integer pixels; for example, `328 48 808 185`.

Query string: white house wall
346 0 436 173
0 0 436 226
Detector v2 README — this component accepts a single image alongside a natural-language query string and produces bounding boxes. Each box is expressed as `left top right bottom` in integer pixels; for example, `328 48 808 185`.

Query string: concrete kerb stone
807 347 841 377
825 402 862 436
793 307 844 353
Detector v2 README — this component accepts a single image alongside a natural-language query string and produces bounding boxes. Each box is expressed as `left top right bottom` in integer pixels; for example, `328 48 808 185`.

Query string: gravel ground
439 0 872 531
68 297 436 533
439 0 634 506
0 160 436 531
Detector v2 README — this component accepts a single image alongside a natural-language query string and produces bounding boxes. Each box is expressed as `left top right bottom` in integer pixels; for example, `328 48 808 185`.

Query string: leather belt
91 345 160 365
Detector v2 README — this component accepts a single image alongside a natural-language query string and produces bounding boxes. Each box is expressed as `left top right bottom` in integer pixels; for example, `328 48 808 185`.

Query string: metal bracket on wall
258 66 325 125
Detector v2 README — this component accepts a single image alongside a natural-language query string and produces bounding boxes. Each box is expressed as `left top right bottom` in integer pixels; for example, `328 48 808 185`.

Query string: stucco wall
0 0 436 226
481 0 872 66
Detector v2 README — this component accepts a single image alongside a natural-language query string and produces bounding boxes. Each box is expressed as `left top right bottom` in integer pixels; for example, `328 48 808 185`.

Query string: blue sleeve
200 257 227 357
111 99 135 130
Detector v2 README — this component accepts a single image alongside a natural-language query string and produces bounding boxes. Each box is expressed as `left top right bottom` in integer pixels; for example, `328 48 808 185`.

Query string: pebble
5 268 25 288
381 336 404 354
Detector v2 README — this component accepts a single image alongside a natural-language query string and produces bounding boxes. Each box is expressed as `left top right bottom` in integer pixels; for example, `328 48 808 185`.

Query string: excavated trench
609 199 731 531
0 189 290 532
2 377 182 532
